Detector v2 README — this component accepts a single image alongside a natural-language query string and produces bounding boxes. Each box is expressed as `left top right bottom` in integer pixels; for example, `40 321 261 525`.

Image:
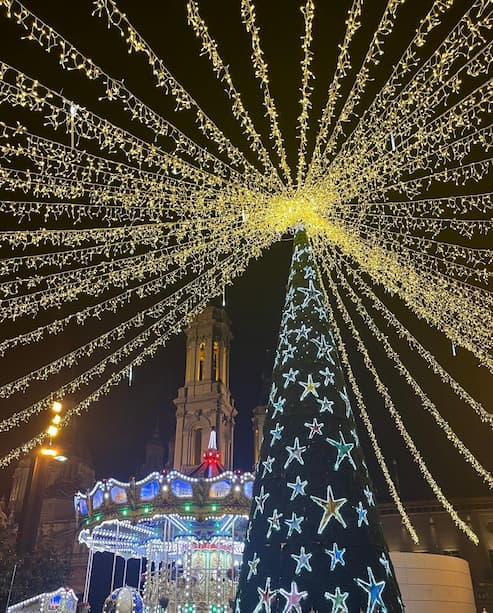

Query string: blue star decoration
291 546 312 575
355 501 369 527
326 431 356 471
285 512 304 537
355 566 386 613
325 542 346 571
294 323 312 341
317 396 334 413
269 422 284 446
324 586 349 613
287 475 307 500
310 485 347 533
281 343 296 365
284 437 307 469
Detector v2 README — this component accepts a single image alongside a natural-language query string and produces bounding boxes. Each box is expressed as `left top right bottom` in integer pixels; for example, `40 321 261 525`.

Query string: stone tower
173 305 237 471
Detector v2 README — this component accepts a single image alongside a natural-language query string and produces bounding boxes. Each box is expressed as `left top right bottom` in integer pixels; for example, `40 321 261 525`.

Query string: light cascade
0 0 491 544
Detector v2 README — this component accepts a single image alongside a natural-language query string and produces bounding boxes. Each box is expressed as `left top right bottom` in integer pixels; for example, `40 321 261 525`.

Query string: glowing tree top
235 228 403 612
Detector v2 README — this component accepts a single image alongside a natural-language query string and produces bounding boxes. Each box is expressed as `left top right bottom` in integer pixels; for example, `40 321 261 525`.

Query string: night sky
0 0 491 507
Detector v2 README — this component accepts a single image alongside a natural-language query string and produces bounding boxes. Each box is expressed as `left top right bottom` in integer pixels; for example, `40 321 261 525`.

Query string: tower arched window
193 428 202 465
213 341 220 381
197 342 205 381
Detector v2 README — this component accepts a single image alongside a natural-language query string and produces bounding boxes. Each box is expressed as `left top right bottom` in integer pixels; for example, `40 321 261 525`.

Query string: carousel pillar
82 546 94 602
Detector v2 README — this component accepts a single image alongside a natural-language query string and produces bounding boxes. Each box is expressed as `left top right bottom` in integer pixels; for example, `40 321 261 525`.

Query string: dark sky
0 0 491 504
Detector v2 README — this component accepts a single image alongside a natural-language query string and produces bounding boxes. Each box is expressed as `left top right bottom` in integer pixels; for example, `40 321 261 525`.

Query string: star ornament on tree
297 279 322 308
253 577 277 613
325 542 346 571
304 417 324 439
299 373 320 400
310 485 348 533
291 546 313 575
287 475 308 500
247 552 260 580
285 512 304 537
326 431 356 471
356 566 387 613
279 581 308 613
270 422 284 446
284 437 307 469
254 485 270 517
324 586 349 613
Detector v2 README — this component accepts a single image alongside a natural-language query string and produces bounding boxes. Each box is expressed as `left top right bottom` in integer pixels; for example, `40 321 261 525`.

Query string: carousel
74 438 253 613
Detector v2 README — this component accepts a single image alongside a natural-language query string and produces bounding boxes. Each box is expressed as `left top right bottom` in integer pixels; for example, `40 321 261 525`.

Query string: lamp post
17 401 67 554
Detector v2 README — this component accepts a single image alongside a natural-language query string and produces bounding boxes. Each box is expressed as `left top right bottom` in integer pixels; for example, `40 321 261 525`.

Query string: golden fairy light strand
310 224 492 369
296 0 315 188
309 0 363 175
0 233 273 434
186 0 283 190
312 0 480 179
240 0 292 187
92 0 275 190
326 2 491 181
0 219 252 322
312 251 419 543
339 257 493 428
0 0 256 187
313 240 480 544
331 257 493 488
307 0 409 179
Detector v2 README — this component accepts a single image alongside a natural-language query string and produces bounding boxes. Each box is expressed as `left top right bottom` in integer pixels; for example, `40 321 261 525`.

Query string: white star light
291 546 312 575
319 366 335 386
282 367 299 388
299 373 320 400
294 323 312 341
310 485 347 533
364 485 375 506
355 566 386 613
297 279 322 308
247 552 260 580
339 386 352 417
254 485 269 517
304 417 324 439
379 552 392 576
287 475 308 500
284 437 307 469
266 508 283 538
262 455 275 478
311 333 335 362
285 512 304 537
303 265 317 280
270 422 284 446
281 343 296 365
279 581 308 613
282 301 297 323
269 382 278 404
317 396 334 413
355 501 369 527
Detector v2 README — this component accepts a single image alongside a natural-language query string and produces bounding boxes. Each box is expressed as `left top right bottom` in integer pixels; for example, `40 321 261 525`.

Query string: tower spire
235 229 403 612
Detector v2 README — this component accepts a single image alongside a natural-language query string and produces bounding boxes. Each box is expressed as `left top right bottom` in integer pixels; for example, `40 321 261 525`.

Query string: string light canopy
0 0 491 542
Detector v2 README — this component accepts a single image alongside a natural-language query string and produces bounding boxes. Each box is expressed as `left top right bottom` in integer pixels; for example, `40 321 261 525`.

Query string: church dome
102 587 143 613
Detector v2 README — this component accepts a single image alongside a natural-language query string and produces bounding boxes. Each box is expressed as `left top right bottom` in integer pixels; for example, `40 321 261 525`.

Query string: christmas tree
234 228 403 612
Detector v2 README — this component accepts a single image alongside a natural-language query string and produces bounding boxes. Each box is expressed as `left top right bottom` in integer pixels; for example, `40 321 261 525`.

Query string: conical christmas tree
235 229 403 613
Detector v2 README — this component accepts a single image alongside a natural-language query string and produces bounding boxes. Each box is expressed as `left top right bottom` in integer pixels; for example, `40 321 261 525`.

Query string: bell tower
173 306 237 472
